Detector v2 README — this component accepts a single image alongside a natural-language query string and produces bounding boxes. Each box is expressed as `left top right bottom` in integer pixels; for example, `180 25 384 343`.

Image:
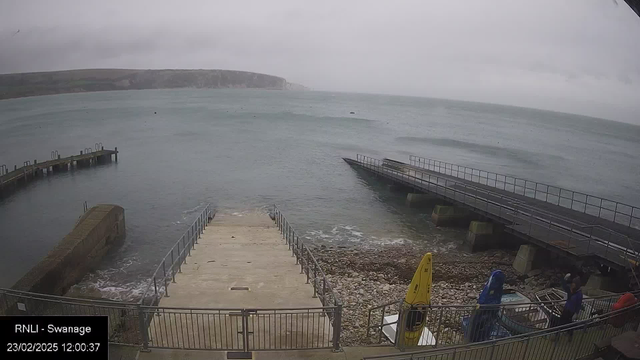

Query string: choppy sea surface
1 89 639 299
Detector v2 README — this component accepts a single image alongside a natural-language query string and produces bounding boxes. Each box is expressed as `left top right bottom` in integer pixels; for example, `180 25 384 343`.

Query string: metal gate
142 306 339 352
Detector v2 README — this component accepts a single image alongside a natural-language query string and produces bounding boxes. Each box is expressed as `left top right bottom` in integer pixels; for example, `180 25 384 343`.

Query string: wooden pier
345 154 640 272
0 147 118 196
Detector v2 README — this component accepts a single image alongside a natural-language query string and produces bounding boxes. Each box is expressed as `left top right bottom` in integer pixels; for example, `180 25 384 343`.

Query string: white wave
71 256 147 302
182 203 204 215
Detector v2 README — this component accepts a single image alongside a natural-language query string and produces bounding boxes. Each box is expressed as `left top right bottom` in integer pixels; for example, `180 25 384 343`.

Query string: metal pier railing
408 155 640 230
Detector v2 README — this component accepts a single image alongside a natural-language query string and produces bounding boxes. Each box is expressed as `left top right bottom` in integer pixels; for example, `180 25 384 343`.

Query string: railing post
332 303 343 352
305 250 310 283
395 307 407 351
323 278 327 303
177 242 182 272
242 309 250 353
194 221 199 246
300 243 305 274
312 263 318 298
291 230 295 256
171 251 176 281
163 261 169 297
138 305 150 351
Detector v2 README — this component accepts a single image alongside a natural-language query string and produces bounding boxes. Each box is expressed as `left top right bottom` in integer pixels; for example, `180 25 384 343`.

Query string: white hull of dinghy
382 314 436 346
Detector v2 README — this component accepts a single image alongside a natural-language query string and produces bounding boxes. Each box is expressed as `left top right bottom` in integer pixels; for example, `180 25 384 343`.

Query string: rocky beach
314 243 583 346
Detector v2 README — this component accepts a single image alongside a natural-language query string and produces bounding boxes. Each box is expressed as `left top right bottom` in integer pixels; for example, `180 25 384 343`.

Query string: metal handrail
408 155 640 230
139 203 214 306
363 297 640 359
271 205 341 307
271 205 343 351
354 155 640 268
140 304 340 311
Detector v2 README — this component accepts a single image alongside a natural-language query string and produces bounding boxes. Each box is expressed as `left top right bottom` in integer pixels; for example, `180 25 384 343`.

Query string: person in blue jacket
552 273 583 340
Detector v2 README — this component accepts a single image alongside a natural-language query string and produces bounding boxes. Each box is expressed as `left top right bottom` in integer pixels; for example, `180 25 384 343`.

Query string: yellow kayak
402 253 432 346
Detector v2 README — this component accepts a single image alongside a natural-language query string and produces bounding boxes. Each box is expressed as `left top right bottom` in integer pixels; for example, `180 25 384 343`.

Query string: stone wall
11 204 125 295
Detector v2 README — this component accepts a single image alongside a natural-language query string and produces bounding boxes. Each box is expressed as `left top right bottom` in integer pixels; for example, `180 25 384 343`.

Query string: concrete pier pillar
513 245 541 275
406 193 437 208
431 205 469 227
584 274 628 293
465 221 495 252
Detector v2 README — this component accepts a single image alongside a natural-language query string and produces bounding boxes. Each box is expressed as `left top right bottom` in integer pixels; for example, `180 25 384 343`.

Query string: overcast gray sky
1 0 639 124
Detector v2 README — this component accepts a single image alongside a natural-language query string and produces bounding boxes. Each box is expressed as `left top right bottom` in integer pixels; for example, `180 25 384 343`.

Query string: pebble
528 269 542 277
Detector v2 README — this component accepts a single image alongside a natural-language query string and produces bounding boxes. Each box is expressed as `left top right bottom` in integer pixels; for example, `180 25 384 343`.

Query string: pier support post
115 147 118 162
513 245 541 275
431 205 470 227
465 221 495 252
406 193 437 208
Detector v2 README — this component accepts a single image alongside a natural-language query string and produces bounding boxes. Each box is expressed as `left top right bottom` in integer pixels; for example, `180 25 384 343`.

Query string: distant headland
0 68 309 100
